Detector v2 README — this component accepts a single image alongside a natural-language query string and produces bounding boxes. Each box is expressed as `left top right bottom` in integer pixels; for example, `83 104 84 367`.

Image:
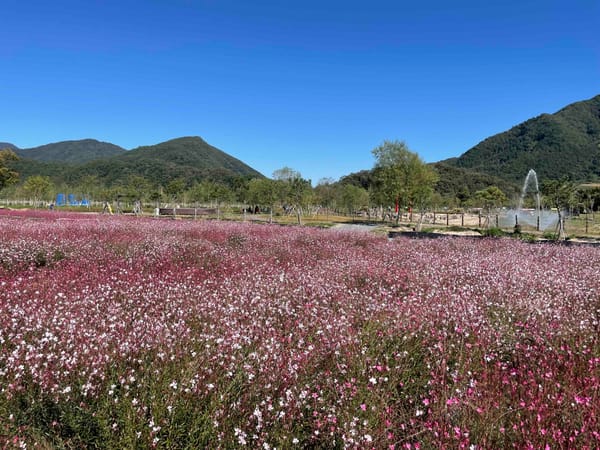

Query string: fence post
446 213 449 226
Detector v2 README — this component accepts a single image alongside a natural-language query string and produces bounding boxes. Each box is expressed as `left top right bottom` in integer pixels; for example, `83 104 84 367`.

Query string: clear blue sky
2 0 599 184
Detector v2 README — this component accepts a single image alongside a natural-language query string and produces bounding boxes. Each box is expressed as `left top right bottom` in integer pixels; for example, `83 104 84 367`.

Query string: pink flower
446 397 459 406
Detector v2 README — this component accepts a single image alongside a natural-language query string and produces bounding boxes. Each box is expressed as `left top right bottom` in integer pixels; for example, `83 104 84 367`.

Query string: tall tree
164 178 187 204
314 178 338 214
0 149 19 193
541 177 577 239
272 167 302 182
23 175 53 207
371 140 438 223
272 167 312 225
474 186 508 228
340 184 369 220
247 178 279 222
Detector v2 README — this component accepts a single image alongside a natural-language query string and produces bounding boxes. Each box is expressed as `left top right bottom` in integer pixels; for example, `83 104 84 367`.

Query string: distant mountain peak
0 142 19 151
15 139 127 164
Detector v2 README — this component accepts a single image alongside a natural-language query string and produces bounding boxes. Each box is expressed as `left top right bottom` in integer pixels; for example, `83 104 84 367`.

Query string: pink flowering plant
0 210 598 448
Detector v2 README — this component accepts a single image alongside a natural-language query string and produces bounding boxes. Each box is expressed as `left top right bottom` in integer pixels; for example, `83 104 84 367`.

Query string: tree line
2 143 600 225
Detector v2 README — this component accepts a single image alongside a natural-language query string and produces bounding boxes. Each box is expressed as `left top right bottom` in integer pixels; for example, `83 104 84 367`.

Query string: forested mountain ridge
0 142 19 150
445 94 600 183
121 137 261 176
8 136 264 188
15 139 127 164
72 136 263 186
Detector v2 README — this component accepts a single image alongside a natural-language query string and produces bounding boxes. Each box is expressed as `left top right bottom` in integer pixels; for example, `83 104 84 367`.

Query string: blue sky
2 0 599 184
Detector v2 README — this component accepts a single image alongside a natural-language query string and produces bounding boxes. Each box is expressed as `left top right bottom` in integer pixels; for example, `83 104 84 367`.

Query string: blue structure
56 193 66 206
54 193 90 207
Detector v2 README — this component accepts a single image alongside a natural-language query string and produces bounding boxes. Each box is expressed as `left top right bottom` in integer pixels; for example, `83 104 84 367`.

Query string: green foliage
432 162 520 205
272 166 302 182
541 177 577 239
338 169 374 190
474 186 508 211
7 137 264 197
370 140 438 212
313 179 338 210
338 164 520 207
15 139 126 164
0 149 20 192
482 227 506 237
23 175 54 204
577 185 600 212
541 177 577 211
447 95 600 183
187 180 234 205
247 178 279 207
164 178 187 202
340 184 369 215
269 167 312 224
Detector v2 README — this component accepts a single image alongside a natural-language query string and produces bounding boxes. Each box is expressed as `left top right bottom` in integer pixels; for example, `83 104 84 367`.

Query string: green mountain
15 139 127 164
446 95 600 183
9 136 263 188
431 162 520 200
75 136 263 186
0 142 19 150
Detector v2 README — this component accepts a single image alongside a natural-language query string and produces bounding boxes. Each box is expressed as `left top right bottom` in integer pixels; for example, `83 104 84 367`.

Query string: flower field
1 210 599 449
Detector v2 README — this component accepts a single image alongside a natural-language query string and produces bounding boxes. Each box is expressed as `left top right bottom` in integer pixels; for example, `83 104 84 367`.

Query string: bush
482 227 506 237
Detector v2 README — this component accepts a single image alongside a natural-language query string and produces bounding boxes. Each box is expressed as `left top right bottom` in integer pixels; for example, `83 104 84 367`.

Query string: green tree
371 140 438 223
272 167 302 182
474 186 508 228
23 175 53 207
340 184 369 220
164 178 187 204
125 175 152 201
272 167 312 225
209 183 234 206
187 181 233 206
576 185 600 221
230 175 254 203
0 149 19 193
247 178 279 222
541 177 577 239
76 175 102 201
314 178 338 216
187 181 210 204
